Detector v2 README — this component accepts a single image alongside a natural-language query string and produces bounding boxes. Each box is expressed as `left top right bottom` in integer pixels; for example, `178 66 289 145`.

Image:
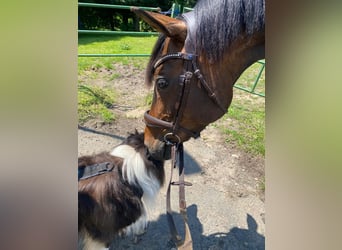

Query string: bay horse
132 0 265 160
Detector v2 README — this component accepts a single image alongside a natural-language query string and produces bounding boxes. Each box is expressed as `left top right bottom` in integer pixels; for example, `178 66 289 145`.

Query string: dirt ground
78 62 265 249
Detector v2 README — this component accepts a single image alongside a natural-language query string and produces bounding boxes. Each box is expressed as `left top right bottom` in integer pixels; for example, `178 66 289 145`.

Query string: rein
166 142 193 250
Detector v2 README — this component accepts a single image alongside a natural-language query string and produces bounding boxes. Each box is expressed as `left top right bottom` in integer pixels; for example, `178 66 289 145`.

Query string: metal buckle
164 132 181 146
184 71 193 79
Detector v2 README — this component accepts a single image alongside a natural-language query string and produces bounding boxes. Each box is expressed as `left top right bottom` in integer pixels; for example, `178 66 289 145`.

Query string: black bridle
144 51 226 142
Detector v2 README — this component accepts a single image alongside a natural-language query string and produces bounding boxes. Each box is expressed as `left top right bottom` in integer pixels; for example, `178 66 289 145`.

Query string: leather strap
145 52 202 139
152 52 195 75
166 146 183 245
166 143 193 249
172 71 193 135
78 162 115 180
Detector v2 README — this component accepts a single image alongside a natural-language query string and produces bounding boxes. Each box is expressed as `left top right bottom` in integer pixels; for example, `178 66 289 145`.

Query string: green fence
78 2 265 97
78 2 160 11
234 60 265 97
78 2 159 57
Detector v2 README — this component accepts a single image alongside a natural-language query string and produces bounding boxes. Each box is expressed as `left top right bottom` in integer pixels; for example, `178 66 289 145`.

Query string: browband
152 52 196 74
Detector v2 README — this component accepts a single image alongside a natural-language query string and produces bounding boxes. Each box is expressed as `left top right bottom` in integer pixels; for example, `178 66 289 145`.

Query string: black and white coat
78 132 165 250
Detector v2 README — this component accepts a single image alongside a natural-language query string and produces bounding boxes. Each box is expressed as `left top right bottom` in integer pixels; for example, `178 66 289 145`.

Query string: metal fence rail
78 2 160 11
78 2 265 97
234 60 265 97
78 53 152 58
78 2 160 57
78 30 158 36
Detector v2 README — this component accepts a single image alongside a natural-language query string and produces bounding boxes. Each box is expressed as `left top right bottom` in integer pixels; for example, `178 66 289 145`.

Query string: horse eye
156 77 169 89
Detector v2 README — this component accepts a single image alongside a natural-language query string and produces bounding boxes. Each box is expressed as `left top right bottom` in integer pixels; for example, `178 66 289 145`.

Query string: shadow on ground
110 205 265 250
78 125 126 141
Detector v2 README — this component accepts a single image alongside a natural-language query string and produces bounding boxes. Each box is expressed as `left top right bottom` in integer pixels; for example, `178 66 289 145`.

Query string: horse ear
131 8 187 42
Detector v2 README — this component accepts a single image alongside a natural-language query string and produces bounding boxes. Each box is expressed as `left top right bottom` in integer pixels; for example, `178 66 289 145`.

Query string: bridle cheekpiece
144 51 226 143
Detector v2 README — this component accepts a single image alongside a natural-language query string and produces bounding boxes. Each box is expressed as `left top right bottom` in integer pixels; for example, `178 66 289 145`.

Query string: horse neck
199 32 265 110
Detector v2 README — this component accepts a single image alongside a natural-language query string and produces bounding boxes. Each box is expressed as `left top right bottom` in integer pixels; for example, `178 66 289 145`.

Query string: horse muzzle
145 138 172 161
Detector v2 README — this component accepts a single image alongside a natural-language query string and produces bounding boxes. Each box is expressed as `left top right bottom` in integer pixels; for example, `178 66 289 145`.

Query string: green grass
222 62 265 156
78 35 156 124
223 103 265 156
78 34 157 73
78 85 116 124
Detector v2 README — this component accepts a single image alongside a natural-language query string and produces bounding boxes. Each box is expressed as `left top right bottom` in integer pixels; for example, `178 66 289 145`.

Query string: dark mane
145 0 265 84
194 0 265 62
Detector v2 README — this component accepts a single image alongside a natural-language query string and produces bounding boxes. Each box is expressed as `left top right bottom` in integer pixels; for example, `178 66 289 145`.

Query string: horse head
132 0 265 160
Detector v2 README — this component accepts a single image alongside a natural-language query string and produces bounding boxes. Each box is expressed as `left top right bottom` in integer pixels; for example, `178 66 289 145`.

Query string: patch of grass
220 62 265 156
78 85 116 123
120 43 131 50
108 73 121 81
78 35 157 72
78 35 156 124
223 100 265 156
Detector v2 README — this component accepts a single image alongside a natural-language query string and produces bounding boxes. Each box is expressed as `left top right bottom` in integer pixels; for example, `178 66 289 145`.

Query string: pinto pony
78 132 164 250
132 0 265 160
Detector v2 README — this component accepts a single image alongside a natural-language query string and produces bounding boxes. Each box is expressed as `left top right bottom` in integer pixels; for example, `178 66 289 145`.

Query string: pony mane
194 0 265 62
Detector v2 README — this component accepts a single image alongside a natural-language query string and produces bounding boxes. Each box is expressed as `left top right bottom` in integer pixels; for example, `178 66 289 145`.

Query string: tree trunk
133 16 140 31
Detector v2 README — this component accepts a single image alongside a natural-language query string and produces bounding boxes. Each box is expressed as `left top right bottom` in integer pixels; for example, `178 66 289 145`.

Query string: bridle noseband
144 51 226 142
